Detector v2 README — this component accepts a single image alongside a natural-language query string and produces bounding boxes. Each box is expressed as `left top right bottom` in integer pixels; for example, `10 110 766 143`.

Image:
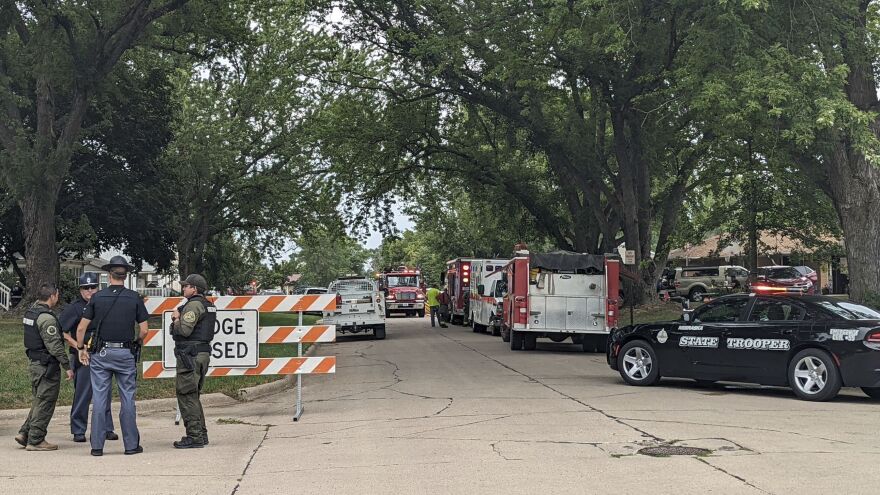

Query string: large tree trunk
19 192 59 300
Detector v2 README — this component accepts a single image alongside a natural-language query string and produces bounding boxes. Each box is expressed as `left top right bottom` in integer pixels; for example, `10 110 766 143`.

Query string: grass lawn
0 312 319 410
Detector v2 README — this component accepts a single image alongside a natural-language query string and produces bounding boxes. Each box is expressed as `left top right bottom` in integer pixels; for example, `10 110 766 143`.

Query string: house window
100 273 109 289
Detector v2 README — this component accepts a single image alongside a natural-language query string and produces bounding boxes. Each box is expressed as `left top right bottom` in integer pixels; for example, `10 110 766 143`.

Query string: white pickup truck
320 277 386 339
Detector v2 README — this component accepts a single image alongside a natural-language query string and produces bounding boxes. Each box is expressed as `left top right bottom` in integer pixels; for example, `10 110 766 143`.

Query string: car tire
374 325 386 340
523 334 537 350
510 329 524 350
385 309 391 318
618 340 661 386
788 349 841 401
689 287 705 303
471 318 480 333
501 326 511 343
861 387 880 399
417 309 425 318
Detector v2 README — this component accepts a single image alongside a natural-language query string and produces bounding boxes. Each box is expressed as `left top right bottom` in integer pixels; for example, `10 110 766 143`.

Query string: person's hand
172 309 180 320
78 349 90 366
66 369 74 381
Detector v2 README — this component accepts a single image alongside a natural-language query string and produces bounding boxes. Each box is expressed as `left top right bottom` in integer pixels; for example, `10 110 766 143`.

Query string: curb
0 344 321 421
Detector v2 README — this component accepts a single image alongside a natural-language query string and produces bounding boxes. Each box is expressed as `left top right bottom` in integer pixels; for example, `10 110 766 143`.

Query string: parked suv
673 265 749 302
755 266 816 294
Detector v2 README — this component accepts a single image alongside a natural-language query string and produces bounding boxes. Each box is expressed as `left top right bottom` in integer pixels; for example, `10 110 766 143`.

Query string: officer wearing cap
16 284 74 451
75 256 149 456
59 272 117 443
170 274 216 449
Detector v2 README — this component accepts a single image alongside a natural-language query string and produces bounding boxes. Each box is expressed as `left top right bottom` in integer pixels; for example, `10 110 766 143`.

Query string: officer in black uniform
59 272 117 443
75 256 149 456
171 274 216 448
16 284 73 451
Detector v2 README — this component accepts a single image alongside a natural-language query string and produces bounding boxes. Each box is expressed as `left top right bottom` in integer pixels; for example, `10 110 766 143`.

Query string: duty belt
103 342 133 349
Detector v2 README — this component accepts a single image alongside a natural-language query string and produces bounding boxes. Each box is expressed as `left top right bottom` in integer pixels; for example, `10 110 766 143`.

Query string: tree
162 4 340 275
0 0 193 299
275 230 371 288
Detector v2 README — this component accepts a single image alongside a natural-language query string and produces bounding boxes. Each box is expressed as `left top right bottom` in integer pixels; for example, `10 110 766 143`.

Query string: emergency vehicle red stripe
244 358 272 376
266 326 296 344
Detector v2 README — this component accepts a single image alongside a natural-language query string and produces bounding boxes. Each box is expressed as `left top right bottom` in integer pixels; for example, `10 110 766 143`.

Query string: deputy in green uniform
170 274 216 449
16 284 73 451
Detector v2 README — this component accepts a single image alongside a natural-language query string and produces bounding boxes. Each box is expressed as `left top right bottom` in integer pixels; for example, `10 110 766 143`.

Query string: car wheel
788 349 841 401
861 387 880 399
510 329 524 350
501 326 511 342
417 309 425 318
374 325 386 340
689 287 705 303
523 334 537 350
618 340 660 386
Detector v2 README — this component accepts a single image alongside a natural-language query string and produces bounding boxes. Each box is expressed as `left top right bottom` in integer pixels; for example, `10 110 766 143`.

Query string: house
667 233 847 293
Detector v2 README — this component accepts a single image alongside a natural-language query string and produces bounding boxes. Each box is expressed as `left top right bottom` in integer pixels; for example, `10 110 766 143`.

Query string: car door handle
781 329 794 335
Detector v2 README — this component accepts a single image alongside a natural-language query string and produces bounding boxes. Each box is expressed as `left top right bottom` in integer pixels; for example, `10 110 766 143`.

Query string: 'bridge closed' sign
161 309 259 369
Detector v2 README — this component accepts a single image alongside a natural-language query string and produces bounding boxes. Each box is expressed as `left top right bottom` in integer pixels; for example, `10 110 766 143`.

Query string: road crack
695 457 773 494
230 424 271 495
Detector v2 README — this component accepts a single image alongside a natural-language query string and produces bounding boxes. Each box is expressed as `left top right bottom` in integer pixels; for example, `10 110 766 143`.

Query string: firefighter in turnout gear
171 274 216 449
16 284 74 451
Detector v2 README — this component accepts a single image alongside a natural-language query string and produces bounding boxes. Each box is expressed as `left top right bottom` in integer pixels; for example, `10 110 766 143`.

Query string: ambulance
468 259 510 335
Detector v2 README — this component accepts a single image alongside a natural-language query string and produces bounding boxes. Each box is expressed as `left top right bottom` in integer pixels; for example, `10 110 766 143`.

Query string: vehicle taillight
335 293 342 306
674 281 681 287
866 332 880 343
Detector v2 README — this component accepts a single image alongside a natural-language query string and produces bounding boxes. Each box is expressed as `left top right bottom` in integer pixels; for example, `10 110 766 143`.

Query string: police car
606 292 880 401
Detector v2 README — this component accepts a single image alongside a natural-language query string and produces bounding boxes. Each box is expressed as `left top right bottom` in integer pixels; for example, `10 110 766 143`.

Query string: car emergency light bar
750 285 808 294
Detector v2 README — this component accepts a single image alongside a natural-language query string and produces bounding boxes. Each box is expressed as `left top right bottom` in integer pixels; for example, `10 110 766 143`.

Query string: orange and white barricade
142 294 336 421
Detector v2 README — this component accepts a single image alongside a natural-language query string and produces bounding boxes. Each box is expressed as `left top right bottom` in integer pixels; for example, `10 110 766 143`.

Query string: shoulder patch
183 311 198 323
46 326 57 336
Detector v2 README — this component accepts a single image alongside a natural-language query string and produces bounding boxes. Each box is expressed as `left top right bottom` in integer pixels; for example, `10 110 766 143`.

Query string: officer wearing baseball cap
75 256 149 456
171 274 216 448
59 272 117 443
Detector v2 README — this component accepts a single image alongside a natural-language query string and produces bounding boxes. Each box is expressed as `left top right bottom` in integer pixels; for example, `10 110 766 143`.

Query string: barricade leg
293 310 303 422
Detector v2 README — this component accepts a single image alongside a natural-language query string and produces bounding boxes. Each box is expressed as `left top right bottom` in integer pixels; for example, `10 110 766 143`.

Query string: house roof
668 233 841 260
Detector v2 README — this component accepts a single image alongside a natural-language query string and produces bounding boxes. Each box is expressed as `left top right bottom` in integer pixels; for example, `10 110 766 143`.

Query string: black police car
606 293 880 401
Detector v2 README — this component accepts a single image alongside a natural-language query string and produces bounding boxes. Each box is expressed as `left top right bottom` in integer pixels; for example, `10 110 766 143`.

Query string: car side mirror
477 284 485 295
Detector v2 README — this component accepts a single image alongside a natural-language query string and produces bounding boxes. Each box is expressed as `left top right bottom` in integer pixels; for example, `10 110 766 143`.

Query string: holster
26 349 59 367
174 342 210 371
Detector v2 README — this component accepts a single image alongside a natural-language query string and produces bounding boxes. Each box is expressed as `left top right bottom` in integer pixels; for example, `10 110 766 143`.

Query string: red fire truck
378 267 426 318
500 250 620 352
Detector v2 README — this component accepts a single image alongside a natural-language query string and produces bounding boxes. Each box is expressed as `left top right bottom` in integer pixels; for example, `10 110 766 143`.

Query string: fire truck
500 250 620 352
468 259 511 335
377 266 426 318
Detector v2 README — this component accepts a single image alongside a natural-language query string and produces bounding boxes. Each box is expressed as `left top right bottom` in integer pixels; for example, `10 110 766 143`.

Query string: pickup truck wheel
501 326 511 342
618 340 660 386
510 329 524 350
417 309 425 318
374 325 386 340
523 334 537 350
471 317 480 333
789 349 841 401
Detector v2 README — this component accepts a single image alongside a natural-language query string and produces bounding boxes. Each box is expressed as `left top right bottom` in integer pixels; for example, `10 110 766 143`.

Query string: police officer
171 274 216 449
75 256 148 456
59 272 117 443
16 284 74 451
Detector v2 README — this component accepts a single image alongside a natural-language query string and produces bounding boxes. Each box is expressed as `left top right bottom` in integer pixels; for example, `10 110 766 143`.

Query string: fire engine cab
500 250 620 352
468 259 510 335
378 267 426 318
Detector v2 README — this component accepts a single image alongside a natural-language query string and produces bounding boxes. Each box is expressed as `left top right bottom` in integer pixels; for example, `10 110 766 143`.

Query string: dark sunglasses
82 285 99 290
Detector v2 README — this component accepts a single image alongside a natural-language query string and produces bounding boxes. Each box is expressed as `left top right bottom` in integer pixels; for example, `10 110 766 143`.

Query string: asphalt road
2 316 879 494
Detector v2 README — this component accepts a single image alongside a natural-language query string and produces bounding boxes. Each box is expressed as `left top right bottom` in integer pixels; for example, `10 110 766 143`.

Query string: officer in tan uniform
170 274 216 448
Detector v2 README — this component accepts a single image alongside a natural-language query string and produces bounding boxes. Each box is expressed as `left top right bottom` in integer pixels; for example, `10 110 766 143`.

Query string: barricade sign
161 309 259 369
142 294 336 421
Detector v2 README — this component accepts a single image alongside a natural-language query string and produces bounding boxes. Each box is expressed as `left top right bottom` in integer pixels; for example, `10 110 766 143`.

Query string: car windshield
759 267 800 279
387 275 419 287
794 266 814 276
815 300 880 320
